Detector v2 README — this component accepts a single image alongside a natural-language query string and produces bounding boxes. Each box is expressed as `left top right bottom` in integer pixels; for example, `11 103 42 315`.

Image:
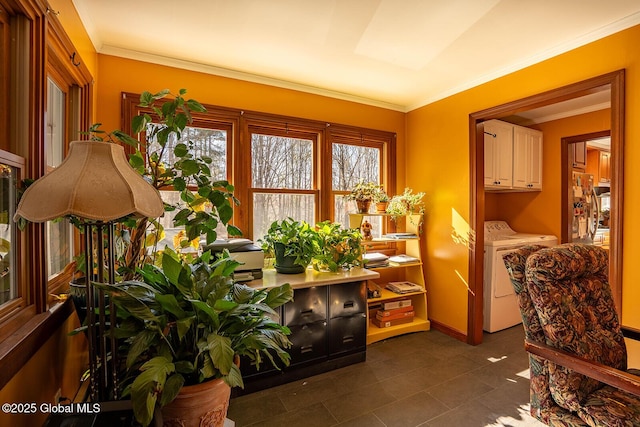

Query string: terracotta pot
356 199 371 213
375 202 388 213
161 377 231 427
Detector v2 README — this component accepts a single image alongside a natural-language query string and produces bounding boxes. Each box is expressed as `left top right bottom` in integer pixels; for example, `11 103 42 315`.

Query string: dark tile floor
227 326 546 427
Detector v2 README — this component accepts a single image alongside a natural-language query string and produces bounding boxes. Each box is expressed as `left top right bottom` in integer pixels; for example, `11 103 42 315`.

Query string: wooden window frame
0 0 92 390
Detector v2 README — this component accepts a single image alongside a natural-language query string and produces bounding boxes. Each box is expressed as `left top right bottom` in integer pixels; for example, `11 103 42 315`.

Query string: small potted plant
386 187 425 221
345 181 382 213
259 218 318 274
312 221 363 272
374 188 390 213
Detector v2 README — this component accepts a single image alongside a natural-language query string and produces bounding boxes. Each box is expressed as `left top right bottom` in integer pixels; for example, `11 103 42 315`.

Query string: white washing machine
483 221 558 333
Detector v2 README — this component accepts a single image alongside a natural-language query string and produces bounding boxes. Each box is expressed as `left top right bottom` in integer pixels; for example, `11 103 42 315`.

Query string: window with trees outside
147 123 230 250
121 96 395 243
250 128 317 241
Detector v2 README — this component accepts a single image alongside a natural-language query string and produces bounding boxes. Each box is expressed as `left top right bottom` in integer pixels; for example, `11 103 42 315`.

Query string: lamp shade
15 140 164 222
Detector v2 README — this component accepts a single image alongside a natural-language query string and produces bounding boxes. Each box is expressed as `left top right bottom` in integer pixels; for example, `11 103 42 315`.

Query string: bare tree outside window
251 133 314 239
332 143 382 232
147 124 228 248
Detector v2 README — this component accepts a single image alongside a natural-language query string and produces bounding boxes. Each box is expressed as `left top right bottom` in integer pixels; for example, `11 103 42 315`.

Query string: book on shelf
376 305 414 318
386 281 423 294
376 310 414 321
382 299 412 310
363 252 390 268
388 254 420 264
372 315 414 328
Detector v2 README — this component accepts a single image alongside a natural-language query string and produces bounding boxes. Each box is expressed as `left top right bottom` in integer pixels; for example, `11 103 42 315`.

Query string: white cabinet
513 126 543 190
484 120 514 189
484 119 543 191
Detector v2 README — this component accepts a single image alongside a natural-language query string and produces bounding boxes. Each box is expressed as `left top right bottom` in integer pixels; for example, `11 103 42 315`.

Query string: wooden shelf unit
349 213 430 344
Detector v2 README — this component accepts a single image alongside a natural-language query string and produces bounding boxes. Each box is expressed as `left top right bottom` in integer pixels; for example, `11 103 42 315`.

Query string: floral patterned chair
503 243 640 426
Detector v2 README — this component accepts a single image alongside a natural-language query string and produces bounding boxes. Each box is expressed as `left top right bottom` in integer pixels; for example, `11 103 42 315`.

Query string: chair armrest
525 338 640 397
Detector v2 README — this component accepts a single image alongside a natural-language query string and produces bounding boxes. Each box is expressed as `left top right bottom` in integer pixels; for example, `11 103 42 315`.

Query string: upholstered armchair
503 243 640 426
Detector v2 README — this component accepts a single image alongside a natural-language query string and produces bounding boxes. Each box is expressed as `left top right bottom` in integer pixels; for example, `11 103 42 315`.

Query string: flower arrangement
386 187 425 220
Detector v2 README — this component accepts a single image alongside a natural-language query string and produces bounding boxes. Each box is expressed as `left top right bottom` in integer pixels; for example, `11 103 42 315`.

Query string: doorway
467 70 625 345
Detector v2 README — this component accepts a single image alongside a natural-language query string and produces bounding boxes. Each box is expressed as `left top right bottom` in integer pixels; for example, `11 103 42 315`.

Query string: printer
203 238 264 282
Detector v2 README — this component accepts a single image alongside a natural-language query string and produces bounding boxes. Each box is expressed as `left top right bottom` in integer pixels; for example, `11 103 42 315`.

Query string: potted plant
386 187 425 221
311 221 363 272
94 248 293 426
344 181 382 213
258 218 317 274
88 89 242 279
374 189 390 213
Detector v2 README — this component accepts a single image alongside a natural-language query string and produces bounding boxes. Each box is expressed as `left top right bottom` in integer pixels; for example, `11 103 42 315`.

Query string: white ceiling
72 0 640 112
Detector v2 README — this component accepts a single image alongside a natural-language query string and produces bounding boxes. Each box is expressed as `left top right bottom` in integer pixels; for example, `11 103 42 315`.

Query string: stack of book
363 252 389 268
371 299 414 328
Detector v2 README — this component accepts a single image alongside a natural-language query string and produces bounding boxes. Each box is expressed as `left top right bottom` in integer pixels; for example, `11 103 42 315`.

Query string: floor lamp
14 140 164 402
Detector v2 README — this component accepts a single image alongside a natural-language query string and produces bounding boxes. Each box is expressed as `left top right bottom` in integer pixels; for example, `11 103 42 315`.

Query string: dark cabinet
237 280 367 395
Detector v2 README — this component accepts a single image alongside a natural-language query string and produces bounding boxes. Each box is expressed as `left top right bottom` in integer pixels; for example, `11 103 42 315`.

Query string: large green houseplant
96 249 292 426
79 89 293 426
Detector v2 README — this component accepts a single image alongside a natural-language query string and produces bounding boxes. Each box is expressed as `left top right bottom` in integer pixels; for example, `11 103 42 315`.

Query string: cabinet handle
343 301 354 309
300 309 313 315
342 335 354 344
300 345 314 354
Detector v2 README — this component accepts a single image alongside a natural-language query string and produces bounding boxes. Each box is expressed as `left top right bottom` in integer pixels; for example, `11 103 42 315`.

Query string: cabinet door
484 120 513 188
328 314 367 356
572 141 587 169
599 150 611 182
513 127 542 190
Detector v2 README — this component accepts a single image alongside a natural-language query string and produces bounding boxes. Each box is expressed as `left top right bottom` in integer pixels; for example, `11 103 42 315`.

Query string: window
147 122 231 249
332 142 382 227
0 152 23 314
250 129 317 240
122 96 395 242
45 78 74 280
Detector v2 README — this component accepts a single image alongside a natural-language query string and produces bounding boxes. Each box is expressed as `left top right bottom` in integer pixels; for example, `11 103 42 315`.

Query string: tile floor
227 326 546 427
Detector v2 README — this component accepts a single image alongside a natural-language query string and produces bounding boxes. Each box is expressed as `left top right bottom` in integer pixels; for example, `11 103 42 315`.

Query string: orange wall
406 24 640 333
485 109 611 239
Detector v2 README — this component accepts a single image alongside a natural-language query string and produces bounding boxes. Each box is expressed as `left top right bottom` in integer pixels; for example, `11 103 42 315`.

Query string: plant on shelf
386 187 425 221
345 181 384 213
374 188 390 213
258 218 318 274
312 221 363 272
94 248 293 426
88 89 242 278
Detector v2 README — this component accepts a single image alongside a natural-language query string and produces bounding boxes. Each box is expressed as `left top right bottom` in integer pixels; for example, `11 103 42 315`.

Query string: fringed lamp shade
15 140 163 223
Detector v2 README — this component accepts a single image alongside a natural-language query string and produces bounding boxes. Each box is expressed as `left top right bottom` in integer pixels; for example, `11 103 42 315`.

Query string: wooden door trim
467 70 625 345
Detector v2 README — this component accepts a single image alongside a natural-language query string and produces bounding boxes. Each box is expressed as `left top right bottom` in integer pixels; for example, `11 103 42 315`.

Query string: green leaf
226 363 244 388
132 114 146 134
174 143 188 157
186 99 207 113
207 334 234 375
155 293 187 319
131 356 175 427
265 284 294 309
176 316 195 341
127 329 157 369
218 204 233 224
173 177 187 192
180 159 199 176
159 373 184 407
